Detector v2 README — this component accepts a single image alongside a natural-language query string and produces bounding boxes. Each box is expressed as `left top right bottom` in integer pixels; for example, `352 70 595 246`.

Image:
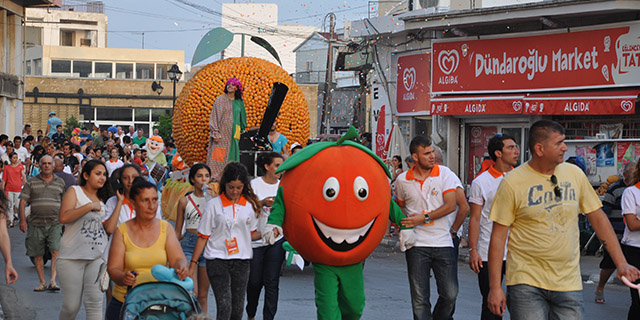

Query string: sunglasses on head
550 175 562 199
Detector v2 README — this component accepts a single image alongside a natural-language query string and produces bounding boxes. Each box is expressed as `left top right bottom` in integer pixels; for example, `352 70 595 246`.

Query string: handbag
97 261 110 292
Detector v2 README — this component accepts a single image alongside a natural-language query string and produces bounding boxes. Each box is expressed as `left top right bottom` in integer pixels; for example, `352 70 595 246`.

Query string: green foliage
64 115 81 138
153 114 173 142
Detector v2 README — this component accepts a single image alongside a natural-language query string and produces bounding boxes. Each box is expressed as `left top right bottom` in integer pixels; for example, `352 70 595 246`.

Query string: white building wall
221 3 317 74
25 8 107 48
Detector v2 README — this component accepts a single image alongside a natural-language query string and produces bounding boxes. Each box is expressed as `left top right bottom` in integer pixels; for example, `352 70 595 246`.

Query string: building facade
0 0 60 136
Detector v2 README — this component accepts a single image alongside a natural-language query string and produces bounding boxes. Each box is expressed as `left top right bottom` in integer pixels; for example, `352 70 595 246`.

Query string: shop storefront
372 51 432 160
431 22 640 184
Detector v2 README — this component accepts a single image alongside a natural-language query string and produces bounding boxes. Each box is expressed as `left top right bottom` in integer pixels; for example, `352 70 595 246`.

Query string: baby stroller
120 266 202 319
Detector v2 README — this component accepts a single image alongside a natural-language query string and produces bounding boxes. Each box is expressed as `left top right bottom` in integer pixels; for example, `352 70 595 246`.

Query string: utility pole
320 13 336 135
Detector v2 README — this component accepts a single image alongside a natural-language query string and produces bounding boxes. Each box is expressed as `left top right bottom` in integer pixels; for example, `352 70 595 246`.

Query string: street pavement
0 226 634 319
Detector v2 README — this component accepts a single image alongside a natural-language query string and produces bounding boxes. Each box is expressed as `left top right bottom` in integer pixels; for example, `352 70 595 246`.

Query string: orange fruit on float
173 57 310 166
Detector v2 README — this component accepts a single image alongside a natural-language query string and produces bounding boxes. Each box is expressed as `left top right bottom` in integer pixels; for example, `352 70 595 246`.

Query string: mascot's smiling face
280 145 391 266
146 136 164 160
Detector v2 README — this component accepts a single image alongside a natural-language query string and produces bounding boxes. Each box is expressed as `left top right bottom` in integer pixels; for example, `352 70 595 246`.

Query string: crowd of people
1 117 640 320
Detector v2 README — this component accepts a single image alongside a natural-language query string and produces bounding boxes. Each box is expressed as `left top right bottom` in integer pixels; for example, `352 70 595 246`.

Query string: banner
432 23 640 93
430 95 524 115
396 53 431 114
371 82 392 159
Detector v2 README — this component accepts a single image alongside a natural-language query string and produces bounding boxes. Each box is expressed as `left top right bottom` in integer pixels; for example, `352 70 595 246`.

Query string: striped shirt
19 174 66 226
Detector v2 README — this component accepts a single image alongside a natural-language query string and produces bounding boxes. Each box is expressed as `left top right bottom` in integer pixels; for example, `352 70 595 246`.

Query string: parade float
161 56 311 220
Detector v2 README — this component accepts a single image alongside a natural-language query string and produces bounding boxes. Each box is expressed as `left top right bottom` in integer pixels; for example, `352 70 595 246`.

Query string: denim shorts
181 232 205 267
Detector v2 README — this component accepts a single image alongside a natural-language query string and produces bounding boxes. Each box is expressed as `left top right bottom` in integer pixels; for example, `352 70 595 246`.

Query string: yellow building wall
299 84 318 138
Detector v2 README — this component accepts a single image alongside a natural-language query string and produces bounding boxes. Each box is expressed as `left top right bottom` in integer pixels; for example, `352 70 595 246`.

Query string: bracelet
469 248 476 251
190 260 197 265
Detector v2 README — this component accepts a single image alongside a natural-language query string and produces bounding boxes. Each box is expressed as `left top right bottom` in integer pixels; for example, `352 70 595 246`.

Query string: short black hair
0 134 7 143
13 136 21 142
528 120 565 153
488 133 516 161
409 135 432 155
129 176 157 202
56 124 62 129
122 136 131 144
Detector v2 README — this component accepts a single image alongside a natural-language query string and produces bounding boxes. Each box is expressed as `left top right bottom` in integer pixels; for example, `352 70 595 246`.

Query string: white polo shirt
198 194 257 260
621 183 640 248
395 165 458 247
469 166 509 261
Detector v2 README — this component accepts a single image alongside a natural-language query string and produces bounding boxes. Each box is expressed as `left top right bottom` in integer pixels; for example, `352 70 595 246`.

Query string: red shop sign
432 23 640 94
397 53 431 115
430 95 524 115
523 90 638 115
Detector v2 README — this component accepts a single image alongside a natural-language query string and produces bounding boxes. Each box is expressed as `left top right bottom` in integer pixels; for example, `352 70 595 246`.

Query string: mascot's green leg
314 263 365 320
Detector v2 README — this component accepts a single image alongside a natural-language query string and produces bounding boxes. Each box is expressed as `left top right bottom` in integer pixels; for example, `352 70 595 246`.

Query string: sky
92 0 373 68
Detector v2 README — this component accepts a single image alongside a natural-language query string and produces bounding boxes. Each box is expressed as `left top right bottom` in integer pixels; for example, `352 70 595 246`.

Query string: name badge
225 237 240 255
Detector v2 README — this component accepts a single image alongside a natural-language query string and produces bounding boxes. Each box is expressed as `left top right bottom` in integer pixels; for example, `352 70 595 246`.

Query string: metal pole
241 34 245 57
320 13 336 134
172 79 177 114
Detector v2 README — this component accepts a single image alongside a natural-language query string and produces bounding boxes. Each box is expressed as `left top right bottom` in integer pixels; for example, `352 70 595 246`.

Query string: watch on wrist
423 213 431 224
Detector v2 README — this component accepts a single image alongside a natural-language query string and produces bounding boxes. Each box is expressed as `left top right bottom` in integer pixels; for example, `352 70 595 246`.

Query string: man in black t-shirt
62 143 79 176
51 125 66 146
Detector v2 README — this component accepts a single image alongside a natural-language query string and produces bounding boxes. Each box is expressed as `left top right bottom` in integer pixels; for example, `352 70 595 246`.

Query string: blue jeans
406 246 458 320
246 238 286 320
507 284 583 320
181 232 206 267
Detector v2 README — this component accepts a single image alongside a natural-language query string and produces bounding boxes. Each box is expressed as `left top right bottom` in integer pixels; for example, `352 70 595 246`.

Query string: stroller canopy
121 281 201 320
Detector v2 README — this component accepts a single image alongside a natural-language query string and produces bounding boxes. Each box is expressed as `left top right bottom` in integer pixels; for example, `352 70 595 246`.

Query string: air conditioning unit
413 0 453 12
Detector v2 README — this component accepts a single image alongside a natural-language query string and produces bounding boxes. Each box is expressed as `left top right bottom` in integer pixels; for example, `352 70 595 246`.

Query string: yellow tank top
113 219 168 302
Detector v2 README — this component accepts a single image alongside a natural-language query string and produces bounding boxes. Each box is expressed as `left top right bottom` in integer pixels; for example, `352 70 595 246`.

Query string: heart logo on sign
621 100 633 112
602 65 610 82
512 101 522 112
471 127 481 138
438 50 460 75
403 67 416 92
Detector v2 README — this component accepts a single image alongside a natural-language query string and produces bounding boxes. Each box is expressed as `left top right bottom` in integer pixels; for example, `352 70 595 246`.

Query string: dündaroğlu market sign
432 23 640 94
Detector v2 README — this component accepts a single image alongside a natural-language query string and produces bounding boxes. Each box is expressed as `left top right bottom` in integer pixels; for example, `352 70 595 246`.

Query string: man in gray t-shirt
19 155 66 291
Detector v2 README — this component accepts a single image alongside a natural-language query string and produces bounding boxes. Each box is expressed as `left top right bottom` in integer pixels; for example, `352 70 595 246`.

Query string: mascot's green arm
389 199 411 230
267 186 285 226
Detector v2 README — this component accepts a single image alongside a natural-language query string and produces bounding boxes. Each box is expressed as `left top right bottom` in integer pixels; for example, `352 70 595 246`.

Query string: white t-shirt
250 177 281 248
395 165 458 247
469 166 508 261
621 183 640 248
198 194 257 260
105 159 124 177
15 146 29 162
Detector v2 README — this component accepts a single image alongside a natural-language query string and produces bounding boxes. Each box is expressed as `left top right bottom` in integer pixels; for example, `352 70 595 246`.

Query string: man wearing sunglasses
468 133 519 320
487 120 640 319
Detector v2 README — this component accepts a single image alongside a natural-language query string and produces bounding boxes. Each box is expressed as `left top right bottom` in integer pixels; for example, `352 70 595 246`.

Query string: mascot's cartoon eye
323 177 340 201
353 176 369 201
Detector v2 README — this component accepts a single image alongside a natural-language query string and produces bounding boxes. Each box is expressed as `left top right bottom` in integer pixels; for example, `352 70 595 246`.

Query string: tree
64 115 81 138
154 114 173 142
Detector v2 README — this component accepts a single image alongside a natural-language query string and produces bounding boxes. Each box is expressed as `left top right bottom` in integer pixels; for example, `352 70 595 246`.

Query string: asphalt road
0 225 634 319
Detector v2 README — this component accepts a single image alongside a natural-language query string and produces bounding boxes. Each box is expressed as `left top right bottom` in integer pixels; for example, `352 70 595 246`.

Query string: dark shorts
599 247 616 269
26 224 62 257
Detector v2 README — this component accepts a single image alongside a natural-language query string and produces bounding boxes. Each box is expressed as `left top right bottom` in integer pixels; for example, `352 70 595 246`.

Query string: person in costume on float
145 136 168 186
207 77 247 180
262 127 409 320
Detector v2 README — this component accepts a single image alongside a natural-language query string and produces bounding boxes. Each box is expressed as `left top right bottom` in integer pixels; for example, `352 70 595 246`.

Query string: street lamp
167 64 182 113
151 81 163 95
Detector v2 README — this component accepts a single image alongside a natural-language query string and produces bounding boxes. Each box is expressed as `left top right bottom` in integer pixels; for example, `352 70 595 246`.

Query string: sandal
48 282 60 291
34 283 48 292
594 290 605 304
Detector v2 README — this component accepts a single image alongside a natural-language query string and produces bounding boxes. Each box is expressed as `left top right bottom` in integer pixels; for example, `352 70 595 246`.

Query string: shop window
94 62 112 78
60 30 74 46
414 117 431 137
152 108 171 122
97 108 132 122
73 61 92 78
135 108 150 121
115 63 133 79
80 107 94 122
155 64 172 80
136 64 154 79
51 60 71 74
33 59 42 76
25 26 42 47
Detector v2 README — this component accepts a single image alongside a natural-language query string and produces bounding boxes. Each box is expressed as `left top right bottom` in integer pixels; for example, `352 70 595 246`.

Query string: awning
523 90 639 115
429 95 524 115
